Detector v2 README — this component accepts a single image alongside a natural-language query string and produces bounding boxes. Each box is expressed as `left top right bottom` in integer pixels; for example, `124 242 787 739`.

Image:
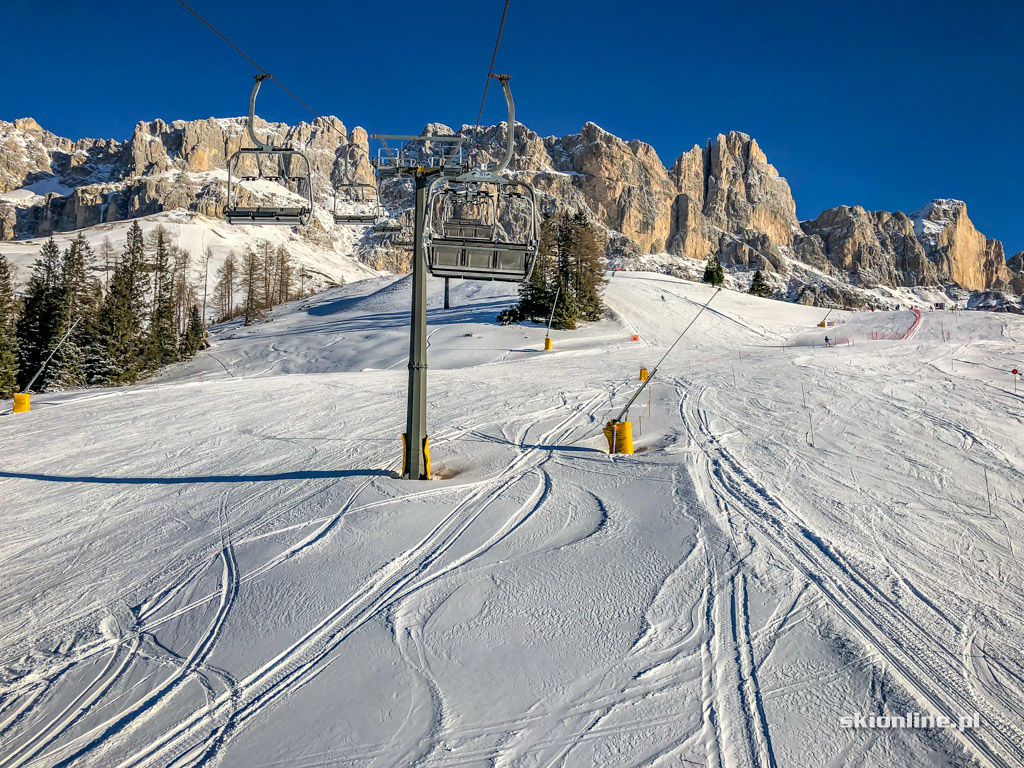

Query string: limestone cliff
1 116 1020 303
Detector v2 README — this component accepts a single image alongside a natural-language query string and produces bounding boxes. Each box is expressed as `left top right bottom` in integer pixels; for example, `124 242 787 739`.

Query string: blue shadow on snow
0 469 392 485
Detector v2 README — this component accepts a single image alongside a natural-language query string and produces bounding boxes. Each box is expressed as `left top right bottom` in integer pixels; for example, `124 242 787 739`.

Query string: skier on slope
824 335 832 347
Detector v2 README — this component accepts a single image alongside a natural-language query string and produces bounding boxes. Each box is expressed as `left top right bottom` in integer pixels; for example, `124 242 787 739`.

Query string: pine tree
240 246 264 325
181 304 205 357
498 211 605 330
100 236 116 290
501 236 554 324
703 253 725 286
146 225 178 368
0 254 19 398
565 211 605 322
259 240 275 310
49 233 100 390
749 269 773 298
550 286 579 330
213 253 238 321
124 221 151 327
275 245 293 304
83 281 107 385
94 221 150 385
171 244 192 336
200 245 214 325
16 238 63 391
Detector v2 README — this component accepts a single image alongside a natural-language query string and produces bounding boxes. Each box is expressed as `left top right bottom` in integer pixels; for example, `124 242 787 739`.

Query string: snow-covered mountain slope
4 116 1022 307
0 209 379 294
2 274 1023 768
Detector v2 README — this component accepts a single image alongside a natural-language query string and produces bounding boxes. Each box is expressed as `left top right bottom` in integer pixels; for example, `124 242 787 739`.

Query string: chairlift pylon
224 75 314 227
423 74 538 282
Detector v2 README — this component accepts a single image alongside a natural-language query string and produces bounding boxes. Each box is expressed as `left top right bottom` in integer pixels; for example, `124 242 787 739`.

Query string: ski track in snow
683 380 1024 768
48 392 612 768
1 272 1023 767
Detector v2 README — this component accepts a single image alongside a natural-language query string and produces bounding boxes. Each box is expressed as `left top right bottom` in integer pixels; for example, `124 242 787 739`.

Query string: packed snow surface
0 210 379 298
2 272 1024 768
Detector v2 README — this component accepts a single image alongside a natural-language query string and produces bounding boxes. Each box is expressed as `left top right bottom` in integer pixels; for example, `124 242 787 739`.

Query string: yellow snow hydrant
603 420 634 455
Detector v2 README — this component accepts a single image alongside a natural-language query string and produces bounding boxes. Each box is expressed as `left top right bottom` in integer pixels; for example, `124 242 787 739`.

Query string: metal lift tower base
371 132 466 481
404 175 430 480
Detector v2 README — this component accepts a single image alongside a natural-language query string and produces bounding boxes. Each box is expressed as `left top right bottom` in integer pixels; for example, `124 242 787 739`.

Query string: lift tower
372 135 466 479
372 76 537 481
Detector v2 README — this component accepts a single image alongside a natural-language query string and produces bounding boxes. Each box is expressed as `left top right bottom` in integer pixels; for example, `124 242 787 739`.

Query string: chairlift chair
373 218 404 232
333 182 381 225
225 75 314 227
439 188 496 240
422 74 538 282
390 229 415 248
333 144 381 225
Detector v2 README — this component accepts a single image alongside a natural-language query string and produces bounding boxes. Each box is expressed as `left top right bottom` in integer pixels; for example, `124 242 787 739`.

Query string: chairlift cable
176 0 346 142
176 0 269 76
474 0 512 127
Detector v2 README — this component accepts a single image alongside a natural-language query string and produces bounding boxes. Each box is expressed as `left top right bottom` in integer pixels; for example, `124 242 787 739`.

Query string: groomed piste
2 271 1023 768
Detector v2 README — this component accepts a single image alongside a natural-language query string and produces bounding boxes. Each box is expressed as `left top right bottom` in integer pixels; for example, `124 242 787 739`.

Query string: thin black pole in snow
613 287 720 423
22 317 81 394
545 283 561 341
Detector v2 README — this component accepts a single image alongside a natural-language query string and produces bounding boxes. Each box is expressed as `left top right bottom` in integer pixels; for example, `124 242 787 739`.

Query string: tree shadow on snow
306 294 513 329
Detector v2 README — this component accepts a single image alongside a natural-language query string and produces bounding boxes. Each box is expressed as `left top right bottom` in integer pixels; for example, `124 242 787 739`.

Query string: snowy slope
1 273 1023 768
0 210 380 299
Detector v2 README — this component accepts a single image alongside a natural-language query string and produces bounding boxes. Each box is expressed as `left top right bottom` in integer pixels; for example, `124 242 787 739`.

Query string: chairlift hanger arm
246 74 274 151
459 74 515 182
491 74 514 176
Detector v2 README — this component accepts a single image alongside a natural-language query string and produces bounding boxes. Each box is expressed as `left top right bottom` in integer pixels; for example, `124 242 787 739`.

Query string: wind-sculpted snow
1 273 1022 767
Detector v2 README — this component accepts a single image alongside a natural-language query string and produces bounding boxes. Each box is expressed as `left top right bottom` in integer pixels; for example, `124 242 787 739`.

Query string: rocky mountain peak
0 115 1020 306
13 117 44 134
662 131 799 274
907 198 1011 291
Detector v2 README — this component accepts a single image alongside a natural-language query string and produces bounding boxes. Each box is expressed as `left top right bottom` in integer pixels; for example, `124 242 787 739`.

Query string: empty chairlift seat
333 145 381 225
442 217 495 240
224 75 314 227
333 183 381 225
224 149 313 226
424 181 538 282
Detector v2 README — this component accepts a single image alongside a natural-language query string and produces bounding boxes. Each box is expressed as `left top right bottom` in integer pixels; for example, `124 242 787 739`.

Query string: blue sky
5 0 1023 255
